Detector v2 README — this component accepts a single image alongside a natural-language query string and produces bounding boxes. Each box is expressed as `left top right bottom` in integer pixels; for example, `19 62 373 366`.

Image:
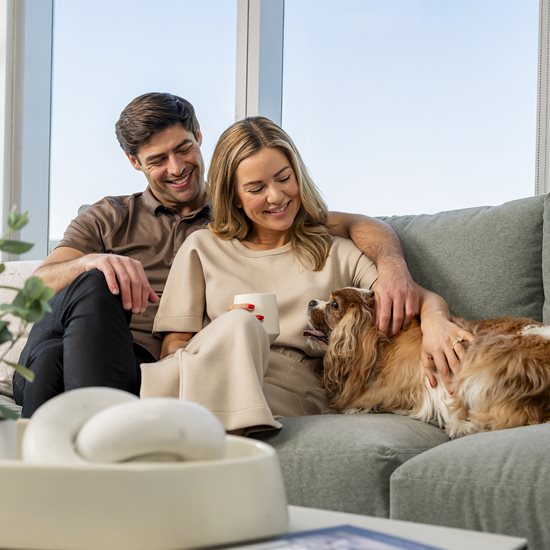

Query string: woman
141 117 470 433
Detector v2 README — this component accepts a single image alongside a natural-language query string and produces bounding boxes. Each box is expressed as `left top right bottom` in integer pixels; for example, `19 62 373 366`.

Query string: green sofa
255 193 550 550
1 194 548 548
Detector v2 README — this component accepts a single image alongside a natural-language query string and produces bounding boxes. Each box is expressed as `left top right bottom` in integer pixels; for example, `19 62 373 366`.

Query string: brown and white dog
305 287 550 438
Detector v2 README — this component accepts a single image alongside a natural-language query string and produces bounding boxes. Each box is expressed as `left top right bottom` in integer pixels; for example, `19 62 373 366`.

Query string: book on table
223 524 441 549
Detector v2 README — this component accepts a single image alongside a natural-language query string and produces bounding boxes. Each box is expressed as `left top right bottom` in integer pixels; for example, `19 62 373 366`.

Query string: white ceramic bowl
0 435 289 550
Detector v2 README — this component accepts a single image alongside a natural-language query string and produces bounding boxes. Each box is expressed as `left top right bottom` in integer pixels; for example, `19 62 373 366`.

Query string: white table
227 505 528 549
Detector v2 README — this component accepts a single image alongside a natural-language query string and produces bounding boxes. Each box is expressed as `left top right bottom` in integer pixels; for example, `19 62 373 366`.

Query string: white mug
233 293 280 345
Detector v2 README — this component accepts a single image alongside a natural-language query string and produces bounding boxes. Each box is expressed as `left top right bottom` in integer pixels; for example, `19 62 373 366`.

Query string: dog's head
304 287 381 408
304 287 376 351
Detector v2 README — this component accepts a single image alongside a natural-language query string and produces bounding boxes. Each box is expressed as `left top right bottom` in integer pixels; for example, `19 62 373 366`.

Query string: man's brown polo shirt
58 187 210 359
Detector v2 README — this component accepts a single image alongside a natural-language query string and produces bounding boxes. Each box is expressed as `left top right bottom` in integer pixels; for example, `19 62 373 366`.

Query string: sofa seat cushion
381 194 546 322
253 413 449 518
390 424 550 549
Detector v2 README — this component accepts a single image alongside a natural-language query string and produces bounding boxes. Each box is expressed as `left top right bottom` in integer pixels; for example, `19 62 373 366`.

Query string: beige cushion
0 261 42 397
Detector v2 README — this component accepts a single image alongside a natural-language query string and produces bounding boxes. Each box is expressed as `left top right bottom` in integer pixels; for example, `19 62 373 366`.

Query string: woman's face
234 147 301 244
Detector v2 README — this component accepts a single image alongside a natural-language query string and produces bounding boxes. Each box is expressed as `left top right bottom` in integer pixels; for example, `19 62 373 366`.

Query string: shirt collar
141 187 211 221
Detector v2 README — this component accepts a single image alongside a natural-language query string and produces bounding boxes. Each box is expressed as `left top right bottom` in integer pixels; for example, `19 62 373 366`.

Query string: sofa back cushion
0 196 548 397
381 194 546 322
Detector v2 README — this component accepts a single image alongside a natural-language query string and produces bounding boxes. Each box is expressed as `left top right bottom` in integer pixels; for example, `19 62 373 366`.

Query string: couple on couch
13 92 469 432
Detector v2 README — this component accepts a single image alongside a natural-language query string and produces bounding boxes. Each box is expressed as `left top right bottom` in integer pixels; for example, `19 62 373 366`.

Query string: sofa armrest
0 260 43 396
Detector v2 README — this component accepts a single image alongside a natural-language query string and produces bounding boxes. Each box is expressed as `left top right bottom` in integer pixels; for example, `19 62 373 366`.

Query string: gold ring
451 336 463 349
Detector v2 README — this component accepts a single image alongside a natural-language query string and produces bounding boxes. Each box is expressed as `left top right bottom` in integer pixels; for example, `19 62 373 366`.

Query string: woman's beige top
154 229 378 355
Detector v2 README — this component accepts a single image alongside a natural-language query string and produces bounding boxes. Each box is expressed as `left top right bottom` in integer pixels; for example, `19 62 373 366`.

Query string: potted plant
0 209 53 429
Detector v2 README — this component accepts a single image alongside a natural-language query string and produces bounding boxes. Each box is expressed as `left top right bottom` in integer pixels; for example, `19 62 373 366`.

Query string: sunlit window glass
282 0 539 216
49 0 237 246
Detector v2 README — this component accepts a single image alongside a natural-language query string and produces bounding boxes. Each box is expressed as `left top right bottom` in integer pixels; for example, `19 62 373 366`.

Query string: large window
282 0 539 216
49 0 237 246
5 1 547 258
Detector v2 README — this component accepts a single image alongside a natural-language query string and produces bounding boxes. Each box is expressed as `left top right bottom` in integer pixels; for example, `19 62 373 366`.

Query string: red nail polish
256 314 264 321
247 304 255 310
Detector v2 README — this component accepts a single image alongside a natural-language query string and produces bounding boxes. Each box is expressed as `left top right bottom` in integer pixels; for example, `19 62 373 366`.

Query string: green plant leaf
0 277 53 322
21 276 54 302
4 360 35 382
0 239 33 254
0 320 11 345
7 209 29 231
0 404 19 420
0 210 51 402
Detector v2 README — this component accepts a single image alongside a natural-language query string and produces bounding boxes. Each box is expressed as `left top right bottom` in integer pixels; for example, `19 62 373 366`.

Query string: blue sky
50 0 539 241
282 0 539 215
49 0 237 241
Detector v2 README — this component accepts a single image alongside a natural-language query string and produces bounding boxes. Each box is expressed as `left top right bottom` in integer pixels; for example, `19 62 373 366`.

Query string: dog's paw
446 418 478 439
342 408 365 415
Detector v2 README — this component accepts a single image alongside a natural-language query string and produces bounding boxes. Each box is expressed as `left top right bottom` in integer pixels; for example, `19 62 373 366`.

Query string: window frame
0 0 53 259
0 0 547 259
537 0 550 194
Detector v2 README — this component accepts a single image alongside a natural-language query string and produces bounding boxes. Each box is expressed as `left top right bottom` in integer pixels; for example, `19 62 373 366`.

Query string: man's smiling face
128 123 206 215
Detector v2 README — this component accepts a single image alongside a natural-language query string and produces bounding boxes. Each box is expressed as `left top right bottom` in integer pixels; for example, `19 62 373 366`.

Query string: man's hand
371 257 419 335
35 246 158 314
82 253 159 313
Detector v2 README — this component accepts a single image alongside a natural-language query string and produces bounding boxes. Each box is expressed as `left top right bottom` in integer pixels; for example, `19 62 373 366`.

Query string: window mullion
235 0 284 125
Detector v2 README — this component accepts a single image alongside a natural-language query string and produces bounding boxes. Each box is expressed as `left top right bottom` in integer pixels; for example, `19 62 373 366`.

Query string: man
13 92 420 417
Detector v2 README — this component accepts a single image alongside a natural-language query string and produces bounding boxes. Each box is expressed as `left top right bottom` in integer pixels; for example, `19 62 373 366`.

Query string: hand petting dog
305 287 550 438
419 309 475 393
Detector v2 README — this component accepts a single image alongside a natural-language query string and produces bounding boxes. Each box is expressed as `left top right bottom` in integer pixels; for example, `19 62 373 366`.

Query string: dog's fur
305 287 550 437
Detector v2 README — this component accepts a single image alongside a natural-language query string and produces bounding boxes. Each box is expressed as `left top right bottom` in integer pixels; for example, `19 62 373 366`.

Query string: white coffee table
285 506 527 549
227 505 527 549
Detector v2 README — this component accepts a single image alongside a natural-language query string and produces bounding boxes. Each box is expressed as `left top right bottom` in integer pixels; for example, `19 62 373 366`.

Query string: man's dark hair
115 92 200 157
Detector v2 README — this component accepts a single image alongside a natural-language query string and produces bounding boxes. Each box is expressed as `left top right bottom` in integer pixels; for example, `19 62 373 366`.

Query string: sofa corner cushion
0 260 42 397
389 424 550 549
381 194 545 321
253 413 449 519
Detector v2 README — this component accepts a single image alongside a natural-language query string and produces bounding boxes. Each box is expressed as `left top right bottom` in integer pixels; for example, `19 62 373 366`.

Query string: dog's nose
308 300 319 310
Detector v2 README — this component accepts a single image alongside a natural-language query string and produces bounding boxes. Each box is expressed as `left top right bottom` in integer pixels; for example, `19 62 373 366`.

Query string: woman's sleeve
352 253 378 289
153 237 206 334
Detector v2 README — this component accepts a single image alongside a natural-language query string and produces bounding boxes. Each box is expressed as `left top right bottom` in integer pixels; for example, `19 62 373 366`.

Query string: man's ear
126 153 143 171
195 126 203 146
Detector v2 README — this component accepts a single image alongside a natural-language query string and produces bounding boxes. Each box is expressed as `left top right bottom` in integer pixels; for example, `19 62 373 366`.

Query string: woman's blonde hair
208 116 332 271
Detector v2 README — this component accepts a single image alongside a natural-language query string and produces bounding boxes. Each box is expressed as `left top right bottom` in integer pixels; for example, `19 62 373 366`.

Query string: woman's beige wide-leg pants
140 309 328 431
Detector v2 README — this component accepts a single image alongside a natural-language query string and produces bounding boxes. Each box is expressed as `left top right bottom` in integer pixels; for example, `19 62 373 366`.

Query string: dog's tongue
303 329 327 340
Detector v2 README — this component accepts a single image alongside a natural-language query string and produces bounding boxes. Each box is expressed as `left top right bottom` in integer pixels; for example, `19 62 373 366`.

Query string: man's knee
68 269 128 318
72 269 111 295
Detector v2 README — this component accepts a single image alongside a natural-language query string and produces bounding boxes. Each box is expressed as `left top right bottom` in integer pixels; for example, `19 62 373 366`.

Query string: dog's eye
331 300 339 309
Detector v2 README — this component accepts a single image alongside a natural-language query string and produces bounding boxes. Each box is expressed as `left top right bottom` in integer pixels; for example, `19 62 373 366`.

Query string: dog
305 287 550 438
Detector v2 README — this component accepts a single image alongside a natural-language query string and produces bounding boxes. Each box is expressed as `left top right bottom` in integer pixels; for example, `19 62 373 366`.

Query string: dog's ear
322 300 380 409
